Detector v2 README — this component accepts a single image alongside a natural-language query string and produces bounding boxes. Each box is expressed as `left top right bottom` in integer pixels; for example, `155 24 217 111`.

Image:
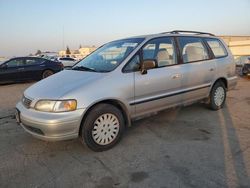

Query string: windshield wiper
72 66 97 72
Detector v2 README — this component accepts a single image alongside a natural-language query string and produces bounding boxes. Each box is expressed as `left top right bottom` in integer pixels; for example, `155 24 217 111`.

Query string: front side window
178 37 209 63
205 38 227 58
73 38 144 72
6 59 25 67
142 37 177 67
123 54 140 72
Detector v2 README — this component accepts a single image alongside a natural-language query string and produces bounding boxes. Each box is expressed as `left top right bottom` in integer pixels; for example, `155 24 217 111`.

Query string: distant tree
29 53 33 56
35 50 42 55
79 44 82 49
66 46 71 55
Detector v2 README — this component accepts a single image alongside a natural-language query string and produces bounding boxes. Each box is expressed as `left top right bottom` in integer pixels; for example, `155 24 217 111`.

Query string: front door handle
209 68 214 71
172 74 181 79
18 68 24 70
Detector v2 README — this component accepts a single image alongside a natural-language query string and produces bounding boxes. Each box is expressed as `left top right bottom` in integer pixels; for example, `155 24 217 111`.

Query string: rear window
205 39 227 58
60 57 75 61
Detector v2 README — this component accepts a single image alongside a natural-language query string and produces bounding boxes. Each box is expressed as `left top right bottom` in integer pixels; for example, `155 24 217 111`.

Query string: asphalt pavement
0 78 249 188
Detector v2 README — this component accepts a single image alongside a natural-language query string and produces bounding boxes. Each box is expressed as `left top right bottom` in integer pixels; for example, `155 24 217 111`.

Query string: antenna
62 25 65 49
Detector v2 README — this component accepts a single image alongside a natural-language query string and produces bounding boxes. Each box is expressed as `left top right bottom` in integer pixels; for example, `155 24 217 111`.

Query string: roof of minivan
121 30 218 41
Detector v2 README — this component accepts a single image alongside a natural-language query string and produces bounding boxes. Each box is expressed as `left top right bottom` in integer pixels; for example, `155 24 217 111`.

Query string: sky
0 0 250 57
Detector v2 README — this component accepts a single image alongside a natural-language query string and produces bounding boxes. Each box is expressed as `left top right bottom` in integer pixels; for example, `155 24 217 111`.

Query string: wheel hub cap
92 113 119 145
214 87 225 106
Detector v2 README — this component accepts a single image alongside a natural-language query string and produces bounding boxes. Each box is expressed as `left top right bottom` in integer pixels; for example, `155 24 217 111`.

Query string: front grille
22 96 32 108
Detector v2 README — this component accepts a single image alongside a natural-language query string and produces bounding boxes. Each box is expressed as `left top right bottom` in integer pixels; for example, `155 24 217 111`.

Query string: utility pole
62 25 65 50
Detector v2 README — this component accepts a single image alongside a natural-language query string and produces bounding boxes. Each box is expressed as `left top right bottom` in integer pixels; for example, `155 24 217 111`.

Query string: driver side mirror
141 59 156 74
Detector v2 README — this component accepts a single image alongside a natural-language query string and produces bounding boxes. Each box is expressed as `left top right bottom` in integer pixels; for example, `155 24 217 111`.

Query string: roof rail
161 30 215 36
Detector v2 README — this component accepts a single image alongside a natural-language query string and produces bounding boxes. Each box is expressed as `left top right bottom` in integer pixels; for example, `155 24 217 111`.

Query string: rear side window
178 37 209 63
205 38 227 58
25 58 43 66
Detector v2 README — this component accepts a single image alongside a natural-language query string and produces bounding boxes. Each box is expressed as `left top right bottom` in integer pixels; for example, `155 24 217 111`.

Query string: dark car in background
0 57 63 84
242 57 250 76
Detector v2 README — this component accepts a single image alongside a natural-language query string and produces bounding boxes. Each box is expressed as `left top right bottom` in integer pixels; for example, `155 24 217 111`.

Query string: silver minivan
16 30 237 151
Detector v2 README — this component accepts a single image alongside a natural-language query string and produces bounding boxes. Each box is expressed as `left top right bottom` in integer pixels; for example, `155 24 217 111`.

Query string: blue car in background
0 57 63 84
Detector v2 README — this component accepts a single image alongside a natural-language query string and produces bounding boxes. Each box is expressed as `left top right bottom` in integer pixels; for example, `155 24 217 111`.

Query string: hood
24 70 106 99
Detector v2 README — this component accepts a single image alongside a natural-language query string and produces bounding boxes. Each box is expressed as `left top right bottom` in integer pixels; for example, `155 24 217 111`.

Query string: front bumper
227 76 238 90
16 102 85 141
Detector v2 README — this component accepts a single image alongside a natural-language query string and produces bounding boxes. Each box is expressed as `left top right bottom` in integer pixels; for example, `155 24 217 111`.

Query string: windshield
72 38 144 72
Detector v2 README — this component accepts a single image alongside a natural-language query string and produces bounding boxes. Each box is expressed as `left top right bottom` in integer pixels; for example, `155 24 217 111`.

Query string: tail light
59 62 64 69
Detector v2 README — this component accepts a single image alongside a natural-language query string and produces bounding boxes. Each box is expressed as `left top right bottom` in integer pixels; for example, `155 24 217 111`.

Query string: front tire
208 81 226 110
80 104 125 152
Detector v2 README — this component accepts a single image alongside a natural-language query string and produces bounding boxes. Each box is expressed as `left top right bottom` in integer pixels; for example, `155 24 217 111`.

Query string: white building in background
219 36 250 57
227 40 250 57
59 46 97 60
0 57 7 62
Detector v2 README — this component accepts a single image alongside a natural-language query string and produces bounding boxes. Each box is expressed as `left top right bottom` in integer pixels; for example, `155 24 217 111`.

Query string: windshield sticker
122 43 138 47
111 61 117 65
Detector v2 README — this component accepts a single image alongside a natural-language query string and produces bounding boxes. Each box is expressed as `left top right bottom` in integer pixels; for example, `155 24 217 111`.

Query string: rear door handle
209 68 214 71
172 74 181 79
18 68 24 70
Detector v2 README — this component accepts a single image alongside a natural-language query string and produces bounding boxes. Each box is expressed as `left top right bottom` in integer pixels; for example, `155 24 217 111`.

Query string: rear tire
42 70 54 79
80 104 125 152
207 81 226 110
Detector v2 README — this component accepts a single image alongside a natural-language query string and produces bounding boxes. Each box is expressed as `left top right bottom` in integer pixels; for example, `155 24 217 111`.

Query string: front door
20 57 44 80
132 37 183 116
0 58 25 82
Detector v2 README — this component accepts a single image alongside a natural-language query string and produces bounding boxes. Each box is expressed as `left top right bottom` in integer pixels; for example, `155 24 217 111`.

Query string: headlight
35 100 77 112
54 100 77 112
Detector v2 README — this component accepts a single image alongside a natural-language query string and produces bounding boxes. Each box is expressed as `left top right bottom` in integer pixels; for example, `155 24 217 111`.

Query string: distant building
0 56 7 62
228 40 250 57
219 36 250 45
59 46 97 60
219 36 250 57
